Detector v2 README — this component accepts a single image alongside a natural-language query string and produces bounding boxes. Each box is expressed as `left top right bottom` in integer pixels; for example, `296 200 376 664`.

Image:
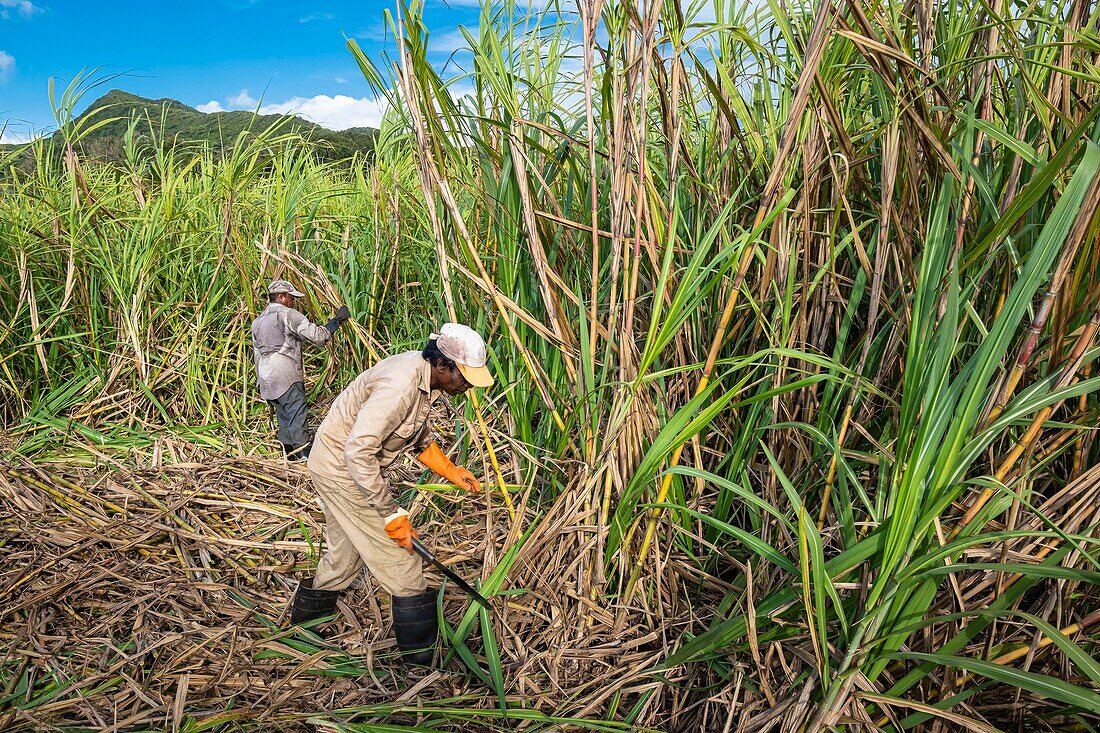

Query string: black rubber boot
290 577 341 627
392 588 438 666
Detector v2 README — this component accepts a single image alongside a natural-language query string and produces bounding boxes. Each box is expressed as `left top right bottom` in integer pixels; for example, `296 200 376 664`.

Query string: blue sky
0 0 499 142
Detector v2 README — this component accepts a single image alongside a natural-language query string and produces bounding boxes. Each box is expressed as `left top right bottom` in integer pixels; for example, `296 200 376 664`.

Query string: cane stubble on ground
0 450 683 731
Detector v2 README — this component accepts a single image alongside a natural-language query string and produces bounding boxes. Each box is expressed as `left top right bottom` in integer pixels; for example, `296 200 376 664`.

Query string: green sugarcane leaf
887 652 1100 712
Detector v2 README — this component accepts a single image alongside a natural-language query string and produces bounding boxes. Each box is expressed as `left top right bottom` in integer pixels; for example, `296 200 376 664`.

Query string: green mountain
2 90 378 166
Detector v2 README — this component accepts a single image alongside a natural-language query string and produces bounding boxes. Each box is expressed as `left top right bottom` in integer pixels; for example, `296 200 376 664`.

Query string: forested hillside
0 89 377 166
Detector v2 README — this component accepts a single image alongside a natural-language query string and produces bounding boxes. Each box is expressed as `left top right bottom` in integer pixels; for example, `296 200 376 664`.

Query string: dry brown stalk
1 447 708 730
622 0 842 605
985 173 1100 428
955 295 1100 536
507 130 577 384
394 55 566 434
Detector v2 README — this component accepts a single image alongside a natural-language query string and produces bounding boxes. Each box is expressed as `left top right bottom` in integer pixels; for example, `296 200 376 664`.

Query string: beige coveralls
306 351 441 596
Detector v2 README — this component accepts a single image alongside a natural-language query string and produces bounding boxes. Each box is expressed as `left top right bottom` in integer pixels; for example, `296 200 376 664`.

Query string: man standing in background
251 279 350 460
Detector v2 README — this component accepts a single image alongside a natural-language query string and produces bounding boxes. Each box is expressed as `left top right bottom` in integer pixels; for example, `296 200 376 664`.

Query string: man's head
268 279 306 307
423 323 494 396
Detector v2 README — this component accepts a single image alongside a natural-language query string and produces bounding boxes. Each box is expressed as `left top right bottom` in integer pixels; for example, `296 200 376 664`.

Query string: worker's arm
284 308 333 347
413 422 436 457
343 379 415 517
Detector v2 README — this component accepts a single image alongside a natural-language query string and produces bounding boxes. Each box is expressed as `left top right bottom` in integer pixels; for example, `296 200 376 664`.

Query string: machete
411 538 493 612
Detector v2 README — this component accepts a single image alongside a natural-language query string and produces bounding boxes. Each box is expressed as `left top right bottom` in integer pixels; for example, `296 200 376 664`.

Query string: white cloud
448 82 478 108
354 25 389 42
0 0 40 19
299 12 333 23
0 126 34 144
0 50 13 81
195 90 387 129
258 94 388 130
334 75 348 84
683 0 719 25
438 0 556 8
228 89 257 107
429 28 476 55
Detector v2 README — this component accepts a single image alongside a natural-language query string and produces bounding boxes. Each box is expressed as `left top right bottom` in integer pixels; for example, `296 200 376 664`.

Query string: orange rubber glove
384 509 418 553
417 441 480 492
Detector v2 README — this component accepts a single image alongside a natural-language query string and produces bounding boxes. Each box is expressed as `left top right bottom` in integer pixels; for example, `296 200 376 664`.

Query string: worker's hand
384 509 418 553
323 306 351 335
418 442 480 492
449 466 480 492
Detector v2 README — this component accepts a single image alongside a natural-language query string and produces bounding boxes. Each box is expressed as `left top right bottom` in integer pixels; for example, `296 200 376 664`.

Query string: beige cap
268 279 305 298
432 323 494 388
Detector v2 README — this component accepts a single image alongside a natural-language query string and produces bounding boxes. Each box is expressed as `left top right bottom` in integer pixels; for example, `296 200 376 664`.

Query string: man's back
251 302 331 401
308 351 439 483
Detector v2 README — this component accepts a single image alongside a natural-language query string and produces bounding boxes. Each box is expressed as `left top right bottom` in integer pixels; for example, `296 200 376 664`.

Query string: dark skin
273 292 298 309
430 362 472 396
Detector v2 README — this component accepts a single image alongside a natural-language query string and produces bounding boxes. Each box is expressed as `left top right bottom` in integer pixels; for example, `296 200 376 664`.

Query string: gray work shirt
250 302 332 400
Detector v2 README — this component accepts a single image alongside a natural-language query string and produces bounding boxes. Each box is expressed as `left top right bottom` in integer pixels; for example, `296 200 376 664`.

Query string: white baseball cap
431 323 494 388
268 279 305 298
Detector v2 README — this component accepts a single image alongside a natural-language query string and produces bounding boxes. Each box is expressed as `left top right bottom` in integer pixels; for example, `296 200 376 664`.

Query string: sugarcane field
2 0 1100 730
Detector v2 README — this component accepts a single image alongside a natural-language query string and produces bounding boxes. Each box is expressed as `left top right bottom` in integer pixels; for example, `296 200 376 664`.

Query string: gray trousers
269 381 309 448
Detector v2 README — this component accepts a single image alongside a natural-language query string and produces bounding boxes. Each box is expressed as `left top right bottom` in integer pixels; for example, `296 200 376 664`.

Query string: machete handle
410 538 492 612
